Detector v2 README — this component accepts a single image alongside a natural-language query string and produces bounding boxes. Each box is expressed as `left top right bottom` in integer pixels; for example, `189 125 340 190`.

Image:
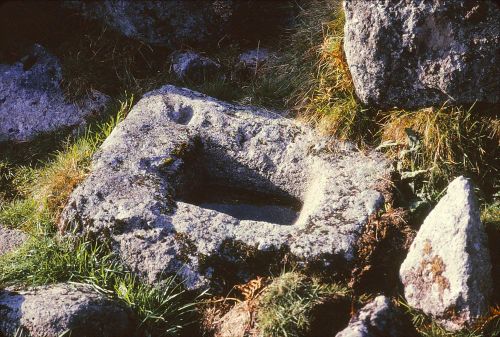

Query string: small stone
400 176 492 330
171 51 220 83
0 44 109 142
0 283 136 337
0 225 27 256
335 296 412 337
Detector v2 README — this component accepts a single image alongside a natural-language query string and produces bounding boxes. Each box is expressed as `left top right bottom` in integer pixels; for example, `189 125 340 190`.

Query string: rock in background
0 44 109 142
400 176 492 330
344 0 500 109
69 1 297 49
0 283 136 337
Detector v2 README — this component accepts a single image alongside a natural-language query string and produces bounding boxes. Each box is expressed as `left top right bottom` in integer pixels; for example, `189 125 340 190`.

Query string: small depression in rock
180 184 301 225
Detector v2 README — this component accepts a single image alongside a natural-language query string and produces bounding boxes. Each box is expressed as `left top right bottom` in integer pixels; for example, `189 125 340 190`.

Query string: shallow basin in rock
179 183 301 225
60 85 391 289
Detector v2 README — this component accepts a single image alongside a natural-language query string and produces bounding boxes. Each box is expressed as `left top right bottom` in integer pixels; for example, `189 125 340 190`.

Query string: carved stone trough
60 85 391 289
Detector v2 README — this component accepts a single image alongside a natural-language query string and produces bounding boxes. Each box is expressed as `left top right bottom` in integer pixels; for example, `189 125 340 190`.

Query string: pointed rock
400 176 492 330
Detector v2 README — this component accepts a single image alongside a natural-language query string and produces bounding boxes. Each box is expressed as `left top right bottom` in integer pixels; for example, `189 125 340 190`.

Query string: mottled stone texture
336 296 412 337
400 176 492 330
0 44 109 142
0 225 27 256
60 85 390 290
0 283 136 337
344 0 500 109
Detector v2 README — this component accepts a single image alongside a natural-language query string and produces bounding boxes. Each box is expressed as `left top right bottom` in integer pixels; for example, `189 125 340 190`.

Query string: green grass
0 236 202 337
0 92 204 336
256 271 351 337
0 95 133 234
398 299 500 337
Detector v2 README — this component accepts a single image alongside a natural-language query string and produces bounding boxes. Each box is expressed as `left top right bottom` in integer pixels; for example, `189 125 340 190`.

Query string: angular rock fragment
0 283 136 337
0 225 27 256
0 44 109 142
400 176 492 330
335 296 413 337
171 51 220 83
60 85 390 289
343 0 500 109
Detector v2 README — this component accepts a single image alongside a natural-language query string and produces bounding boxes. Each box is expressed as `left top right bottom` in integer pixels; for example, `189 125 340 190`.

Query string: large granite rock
60 85 390 289
400 176 492 330
344 0 500 109
0 225 27 256
0 283 135 337
0 44 109 142
335 296 413 337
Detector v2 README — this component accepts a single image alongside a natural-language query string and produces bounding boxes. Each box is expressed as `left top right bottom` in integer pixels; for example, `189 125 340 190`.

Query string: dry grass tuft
380 105 499 198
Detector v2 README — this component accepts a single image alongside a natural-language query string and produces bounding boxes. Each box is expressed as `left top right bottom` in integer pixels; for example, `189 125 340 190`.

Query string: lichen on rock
59 85 390 290
0 44 109 142
343 0 500 109
0 283 136 337
400 176 493 330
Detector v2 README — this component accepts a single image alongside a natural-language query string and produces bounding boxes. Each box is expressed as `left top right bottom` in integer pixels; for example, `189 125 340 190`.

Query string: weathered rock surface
335 296 412 337
72 1 237 48
344 0 500 109
400 176 492 330
171 51 220 83
0 44 109 142
0 283 136 337
70 1 295 49
60 85 390 289
216 301 255 337
0 225 27 256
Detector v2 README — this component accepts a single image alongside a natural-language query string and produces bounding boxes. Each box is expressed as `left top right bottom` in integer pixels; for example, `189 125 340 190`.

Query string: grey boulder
400 176 492 330
0 283 135 337
60 85 390 290
336 296 411 337
0 225 27 256
343 0 500 109
72 1 237 48
171 51 220 83
0 44 109 142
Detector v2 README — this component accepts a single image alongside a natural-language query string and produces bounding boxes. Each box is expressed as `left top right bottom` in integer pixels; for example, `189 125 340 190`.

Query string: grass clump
380 105 499 201
0 236 202 336
398 299 500 337
0 96 133 234
256 271 350 337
